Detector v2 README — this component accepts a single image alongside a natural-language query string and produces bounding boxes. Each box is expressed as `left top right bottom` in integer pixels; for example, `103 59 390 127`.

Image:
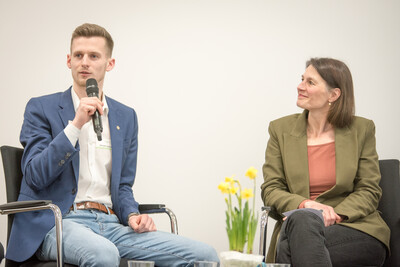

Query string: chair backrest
377 159 400 267
0 145 24 245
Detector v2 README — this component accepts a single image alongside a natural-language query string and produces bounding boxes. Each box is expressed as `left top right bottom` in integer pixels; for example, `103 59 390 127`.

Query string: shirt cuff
64 123 80 147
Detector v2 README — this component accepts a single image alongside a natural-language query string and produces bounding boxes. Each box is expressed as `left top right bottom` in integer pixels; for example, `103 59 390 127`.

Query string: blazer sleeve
20 97 78 191
334 120 382 222
261 121 307 220
114 108 140 224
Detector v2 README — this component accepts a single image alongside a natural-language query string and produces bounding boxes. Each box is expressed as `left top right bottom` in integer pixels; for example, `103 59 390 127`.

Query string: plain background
0 0 399 265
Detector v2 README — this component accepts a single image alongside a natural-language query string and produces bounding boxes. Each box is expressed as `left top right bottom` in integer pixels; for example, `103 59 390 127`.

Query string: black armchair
0 145 178 267
259 159 400 266
377 159 400 266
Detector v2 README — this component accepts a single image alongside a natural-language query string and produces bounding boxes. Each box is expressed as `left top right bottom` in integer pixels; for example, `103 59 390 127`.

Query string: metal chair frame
1 145 178 267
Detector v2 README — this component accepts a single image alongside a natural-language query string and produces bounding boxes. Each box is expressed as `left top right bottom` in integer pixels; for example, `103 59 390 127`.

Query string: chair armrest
0 200 52 211
0 200 64 267
138 204 178 234
138 204 166 213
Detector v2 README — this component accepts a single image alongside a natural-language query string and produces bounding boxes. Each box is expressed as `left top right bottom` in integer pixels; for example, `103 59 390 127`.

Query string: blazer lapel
57 87 79 182
284 111 310 198
58 88 75 129
314 123 358 203
282 111 359 201
106 96 123 189
334 126 357 185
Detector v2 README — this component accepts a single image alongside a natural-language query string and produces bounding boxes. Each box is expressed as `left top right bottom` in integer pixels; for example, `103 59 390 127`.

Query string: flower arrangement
218 167 258 254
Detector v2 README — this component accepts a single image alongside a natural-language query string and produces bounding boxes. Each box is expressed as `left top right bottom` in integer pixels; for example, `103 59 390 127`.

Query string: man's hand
72 97 104 129
304 200 342 226
128 214 157 233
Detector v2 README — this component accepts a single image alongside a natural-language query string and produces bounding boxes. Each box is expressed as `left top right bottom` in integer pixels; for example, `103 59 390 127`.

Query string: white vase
219 251 264 267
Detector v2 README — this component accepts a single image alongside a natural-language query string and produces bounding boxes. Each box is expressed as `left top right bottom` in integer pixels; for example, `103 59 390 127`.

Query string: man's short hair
71 23 114 56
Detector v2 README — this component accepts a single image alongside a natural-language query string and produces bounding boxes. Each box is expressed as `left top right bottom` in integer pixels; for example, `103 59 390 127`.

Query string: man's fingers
129 214 157 233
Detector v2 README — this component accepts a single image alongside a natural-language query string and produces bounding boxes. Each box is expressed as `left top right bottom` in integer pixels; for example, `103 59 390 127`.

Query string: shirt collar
71 87 109 115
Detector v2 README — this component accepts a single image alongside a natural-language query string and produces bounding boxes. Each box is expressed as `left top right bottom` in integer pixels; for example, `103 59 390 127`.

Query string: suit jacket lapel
58 87 79 182
284 110 310 198
58 88 75 129
106 96 123 189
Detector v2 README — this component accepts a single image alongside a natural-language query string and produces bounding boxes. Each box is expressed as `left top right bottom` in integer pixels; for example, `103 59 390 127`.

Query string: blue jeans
276 210 387 267
36 209 219 267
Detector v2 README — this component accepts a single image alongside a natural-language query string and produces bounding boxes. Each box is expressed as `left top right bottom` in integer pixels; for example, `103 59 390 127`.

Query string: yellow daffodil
218 167 259 253
230 186 238 194
225 176 234 183
218 182 230 194
245 167 257 180
241 188 254 200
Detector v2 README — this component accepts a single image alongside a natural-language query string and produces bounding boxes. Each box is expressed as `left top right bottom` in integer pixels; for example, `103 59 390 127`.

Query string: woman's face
296 65 331 112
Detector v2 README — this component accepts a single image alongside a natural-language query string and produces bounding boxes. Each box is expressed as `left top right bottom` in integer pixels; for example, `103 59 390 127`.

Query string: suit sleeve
20 97 78 191
334 120 382 222
115 108 140 225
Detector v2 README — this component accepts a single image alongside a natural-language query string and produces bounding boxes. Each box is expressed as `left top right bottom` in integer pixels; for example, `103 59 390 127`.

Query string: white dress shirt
64 88 113 208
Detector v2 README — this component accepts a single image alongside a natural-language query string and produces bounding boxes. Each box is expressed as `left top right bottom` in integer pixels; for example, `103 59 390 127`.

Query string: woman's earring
328 102 332 106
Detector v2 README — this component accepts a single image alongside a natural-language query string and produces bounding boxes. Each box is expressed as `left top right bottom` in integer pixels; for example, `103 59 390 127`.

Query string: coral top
307 141 336 200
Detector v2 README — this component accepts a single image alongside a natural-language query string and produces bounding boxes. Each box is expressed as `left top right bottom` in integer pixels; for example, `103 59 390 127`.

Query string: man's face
67 36 114 95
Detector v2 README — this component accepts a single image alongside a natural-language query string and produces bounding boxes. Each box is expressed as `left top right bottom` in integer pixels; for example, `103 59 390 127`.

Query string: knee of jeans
81 244 120 267
193 244 220 263
287 210 323 225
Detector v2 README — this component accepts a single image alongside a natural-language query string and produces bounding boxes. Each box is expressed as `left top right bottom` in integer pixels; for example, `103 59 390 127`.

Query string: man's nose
82 55 89 66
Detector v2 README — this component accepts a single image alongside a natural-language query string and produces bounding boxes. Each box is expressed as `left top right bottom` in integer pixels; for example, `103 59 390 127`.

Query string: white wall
0 0 399 264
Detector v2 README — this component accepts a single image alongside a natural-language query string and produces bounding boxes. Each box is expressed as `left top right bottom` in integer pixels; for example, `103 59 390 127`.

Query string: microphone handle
92 110 103 141
87 92 103 141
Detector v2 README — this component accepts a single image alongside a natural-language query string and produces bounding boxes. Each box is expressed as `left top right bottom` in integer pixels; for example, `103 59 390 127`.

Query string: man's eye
91 54 98 59
75 54 82 58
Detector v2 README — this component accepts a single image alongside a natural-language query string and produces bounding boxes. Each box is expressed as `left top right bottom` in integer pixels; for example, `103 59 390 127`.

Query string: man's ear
106 58 115 72
67 54 72 69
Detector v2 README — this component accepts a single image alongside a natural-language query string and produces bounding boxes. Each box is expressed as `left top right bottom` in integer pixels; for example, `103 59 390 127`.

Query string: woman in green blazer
261 58 390 267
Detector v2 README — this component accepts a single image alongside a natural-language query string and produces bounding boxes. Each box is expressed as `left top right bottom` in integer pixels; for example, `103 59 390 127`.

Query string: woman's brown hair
306 58 355 128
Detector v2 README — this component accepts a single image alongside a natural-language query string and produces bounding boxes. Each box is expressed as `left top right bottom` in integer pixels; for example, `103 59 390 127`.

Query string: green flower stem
221 172 259 253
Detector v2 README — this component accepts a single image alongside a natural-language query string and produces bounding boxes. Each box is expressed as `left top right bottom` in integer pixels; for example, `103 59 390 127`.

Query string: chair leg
49 204 64 267
259 206 271 262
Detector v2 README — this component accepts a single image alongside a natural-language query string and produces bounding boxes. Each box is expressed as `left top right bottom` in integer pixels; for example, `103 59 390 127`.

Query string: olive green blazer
261 110 390 262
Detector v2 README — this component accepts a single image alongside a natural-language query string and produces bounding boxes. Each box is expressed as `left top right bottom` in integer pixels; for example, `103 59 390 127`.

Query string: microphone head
86 78 99 97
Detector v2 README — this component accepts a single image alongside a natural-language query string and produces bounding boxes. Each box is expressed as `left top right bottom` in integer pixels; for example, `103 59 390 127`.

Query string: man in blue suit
7 23 219 266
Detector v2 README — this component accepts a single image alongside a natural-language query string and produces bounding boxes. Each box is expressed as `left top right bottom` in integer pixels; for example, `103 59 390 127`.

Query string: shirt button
58 160 65 166
71 188 77 195
65 152 71 159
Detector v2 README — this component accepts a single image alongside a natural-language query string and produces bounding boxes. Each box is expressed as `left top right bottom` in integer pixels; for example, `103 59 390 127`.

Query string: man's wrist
127 212 140 223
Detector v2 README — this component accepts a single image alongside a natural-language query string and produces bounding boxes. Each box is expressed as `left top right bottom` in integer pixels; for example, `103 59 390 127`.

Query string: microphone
85 78 103 141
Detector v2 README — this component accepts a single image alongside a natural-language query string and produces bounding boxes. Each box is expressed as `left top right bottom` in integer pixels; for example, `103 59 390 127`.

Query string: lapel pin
116 126 120 130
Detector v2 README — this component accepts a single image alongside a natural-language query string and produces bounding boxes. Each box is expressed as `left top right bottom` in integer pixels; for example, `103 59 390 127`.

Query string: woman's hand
304 200 342 226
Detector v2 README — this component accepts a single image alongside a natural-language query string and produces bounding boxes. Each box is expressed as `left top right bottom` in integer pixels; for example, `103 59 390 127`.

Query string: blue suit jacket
7 88 140 262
